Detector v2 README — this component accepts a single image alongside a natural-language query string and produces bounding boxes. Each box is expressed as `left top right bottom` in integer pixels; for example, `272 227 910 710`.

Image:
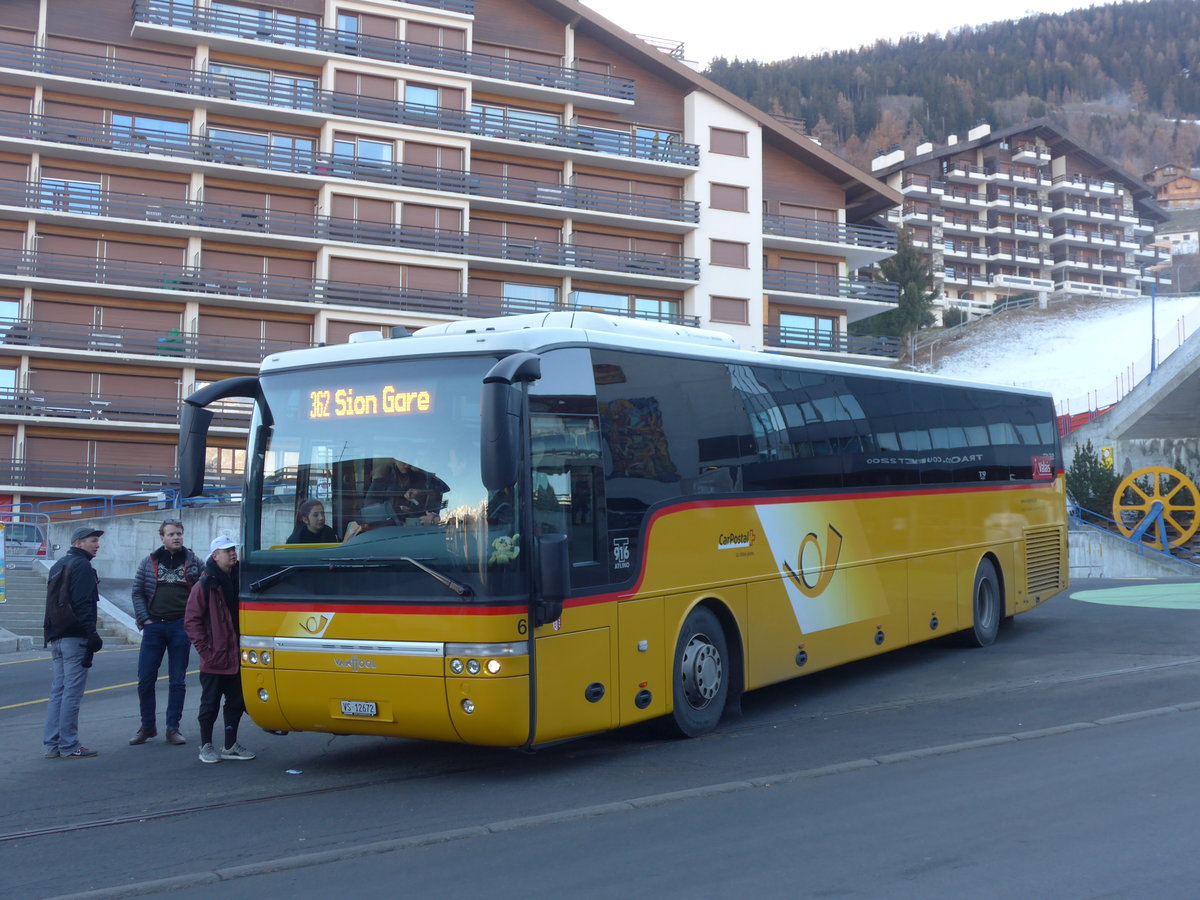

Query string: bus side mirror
481 380 520 491
178 403 215 498
481 352 541 491
535 533 568 627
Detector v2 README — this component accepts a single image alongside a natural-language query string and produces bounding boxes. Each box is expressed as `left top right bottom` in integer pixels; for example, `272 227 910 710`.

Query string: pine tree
853 229 938 337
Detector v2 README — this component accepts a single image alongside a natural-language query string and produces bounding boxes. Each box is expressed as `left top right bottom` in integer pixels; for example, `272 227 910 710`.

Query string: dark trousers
137 619 191 730
197 671 245 749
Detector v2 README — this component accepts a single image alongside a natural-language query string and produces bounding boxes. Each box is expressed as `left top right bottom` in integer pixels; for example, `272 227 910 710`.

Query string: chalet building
1144 164 1200 210
0 0 899 511
872 120 1167 316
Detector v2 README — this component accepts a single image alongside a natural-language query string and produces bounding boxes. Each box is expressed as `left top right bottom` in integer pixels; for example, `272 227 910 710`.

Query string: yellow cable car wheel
1112 466 1200 550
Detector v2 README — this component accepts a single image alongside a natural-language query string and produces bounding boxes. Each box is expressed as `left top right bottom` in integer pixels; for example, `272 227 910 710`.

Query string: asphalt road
4 578 1200 899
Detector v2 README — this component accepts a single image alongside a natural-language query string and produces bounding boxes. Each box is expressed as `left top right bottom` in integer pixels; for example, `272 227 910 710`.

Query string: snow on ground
920 294 1200 411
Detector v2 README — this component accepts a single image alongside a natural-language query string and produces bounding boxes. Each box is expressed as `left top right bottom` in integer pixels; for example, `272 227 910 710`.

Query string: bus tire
962 558 1001 648
666 606 729 738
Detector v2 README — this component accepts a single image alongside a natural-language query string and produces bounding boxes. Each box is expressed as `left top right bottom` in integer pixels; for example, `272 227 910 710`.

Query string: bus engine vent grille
1025 526 1063 595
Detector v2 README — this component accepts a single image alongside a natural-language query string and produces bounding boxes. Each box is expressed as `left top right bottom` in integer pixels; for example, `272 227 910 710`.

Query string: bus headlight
486 659 501 675
466 659 480 675
261 651 271 665
248 651 259 665
461 699 475 714
450 658 464 674
257 688 269 702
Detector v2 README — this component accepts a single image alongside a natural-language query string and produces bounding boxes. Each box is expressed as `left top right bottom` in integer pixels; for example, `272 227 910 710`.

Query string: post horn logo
783 525 844 598
299 614 331 634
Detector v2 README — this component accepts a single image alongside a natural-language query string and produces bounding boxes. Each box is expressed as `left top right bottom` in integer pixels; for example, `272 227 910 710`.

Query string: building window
572 290 679 321
710 127 748 156
405 83 442 109
711 239 748 268
111 113 189 150
39 178 101 215
503 282 557 312
210 3 319 47
710 183 748 212
710 296 749 324
209 127 315 169
634 127 679 160
209 63 318 111
333 136 394 163
778 312 838 350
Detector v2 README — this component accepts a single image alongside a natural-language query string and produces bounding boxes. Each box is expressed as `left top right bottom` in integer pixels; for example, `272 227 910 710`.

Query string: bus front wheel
667 606 729 738
962 558 1001 648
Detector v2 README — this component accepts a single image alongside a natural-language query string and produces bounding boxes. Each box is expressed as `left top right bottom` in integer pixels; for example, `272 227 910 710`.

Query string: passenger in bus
286 499 353 544
359 458 448 526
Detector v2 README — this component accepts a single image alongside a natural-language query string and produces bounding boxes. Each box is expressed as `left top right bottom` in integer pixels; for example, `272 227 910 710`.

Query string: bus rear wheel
962 558 1001 648
667 606 729 738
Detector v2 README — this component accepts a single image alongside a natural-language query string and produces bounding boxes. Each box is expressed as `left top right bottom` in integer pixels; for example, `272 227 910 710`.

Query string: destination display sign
308 386 432 419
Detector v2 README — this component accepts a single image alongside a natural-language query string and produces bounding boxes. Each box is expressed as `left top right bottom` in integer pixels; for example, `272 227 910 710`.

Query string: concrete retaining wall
46 506 241 582
1069 525 1200 578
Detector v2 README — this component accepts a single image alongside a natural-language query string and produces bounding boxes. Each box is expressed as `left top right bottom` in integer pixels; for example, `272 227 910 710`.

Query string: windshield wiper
248 557 473 598
398 556 473 598
249 561 392 593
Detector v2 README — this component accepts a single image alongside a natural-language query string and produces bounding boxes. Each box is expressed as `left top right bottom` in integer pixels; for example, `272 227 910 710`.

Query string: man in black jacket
42 526 104 759
129 519 201 746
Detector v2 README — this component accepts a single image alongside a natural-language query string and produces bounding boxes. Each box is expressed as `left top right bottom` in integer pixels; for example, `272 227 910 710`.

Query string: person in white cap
184 535 254 764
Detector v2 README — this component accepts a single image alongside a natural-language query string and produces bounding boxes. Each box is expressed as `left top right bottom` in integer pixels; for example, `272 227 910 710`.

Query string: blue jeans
137 619 191 730
44 636 90 755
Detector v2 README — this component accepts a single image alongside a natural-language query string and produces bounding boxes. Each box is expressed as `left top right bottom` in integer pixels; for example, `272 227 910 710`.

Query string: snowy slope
918 295 1200 413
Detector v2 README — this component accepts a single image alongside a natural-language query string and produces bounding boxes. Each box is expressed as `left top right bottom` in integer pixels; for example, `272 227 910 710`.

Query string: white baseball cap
209 535 238 555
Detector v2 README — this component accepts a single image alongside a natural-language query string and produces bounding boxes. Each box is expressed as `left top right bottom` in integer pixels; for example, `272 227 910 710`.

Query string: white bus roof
259 312 1051 400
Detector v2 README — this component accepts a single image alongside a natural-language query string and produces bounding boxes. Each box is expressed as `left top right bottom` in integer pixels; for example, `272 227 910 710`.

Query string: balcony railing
0 387 249 428
0 458 218 492
763 325 900 359
763 270 900 304
0 249 697 325
0 316 313 364
0 106 697 175
130 0 635 101
762 216 897 252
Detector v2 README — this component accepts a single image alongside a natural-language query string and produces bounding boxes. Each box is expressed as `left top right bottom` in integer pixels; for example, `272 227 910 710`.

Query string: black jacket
43 547 100 644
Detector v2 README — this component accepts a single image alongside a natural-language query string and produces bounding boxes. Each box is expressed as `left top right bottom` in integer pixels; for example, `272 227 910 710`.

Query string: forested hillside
704 0 1200 176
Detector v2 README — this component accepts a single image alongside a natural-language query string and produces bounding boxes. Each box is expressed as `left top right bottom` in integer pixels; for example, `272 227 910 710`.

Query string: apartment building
0 0 899 510
872 120 1166 315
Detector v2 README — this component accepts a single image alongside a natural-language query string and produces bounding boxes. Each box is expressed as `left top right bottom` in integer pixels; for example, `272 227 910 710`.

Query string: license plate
340 700 377 717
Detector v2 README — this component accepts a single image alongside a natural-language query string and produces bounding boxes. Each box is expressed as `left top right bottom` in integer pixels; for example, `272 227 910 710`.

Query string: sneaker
129 727 157 745
220 742 256 761
165 729 186 746
62 747 98 758
198 743 221 764
43 749 59 759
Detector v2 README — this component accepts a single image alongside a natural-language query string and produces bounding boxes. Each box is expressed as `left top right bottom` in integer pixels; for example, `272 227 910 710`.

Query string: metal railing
132 1 637 101
0 316 312 363
0 387 249 427
762 216 897 251
0 108 697 179
763 270 900 304
0 249 699 326
762 325 900 358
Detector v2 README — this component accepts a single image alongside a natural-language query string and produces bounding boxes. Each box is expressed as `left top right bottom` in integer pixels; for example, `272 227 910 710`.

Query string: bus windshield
248 356 521 599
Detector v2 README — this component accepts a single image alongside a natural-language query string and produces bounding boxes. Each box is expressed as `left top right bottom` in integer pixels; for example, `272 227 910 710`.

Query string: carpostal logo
334 655 377 673
718 529 756 550
1032 455 1054 480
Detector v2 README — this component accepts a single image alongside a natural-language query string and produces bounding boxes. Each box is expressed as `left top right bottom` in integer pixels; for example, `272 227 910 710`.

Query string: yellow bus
179 312 1067 746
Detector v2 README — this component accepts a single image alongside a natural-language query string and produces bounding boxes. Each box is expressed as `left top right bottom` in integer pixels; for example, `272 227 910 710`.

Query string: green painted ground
1073 582 1200 610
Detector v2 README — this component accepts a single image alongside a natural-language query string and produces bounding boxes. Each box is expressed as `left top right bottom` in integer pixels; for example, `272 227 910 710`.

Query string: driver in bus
353 459 448 528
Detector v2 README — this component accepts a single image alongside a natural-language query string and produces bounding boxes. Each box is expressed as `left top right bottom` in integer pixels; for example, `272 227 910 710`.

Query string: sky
582 0 1108 66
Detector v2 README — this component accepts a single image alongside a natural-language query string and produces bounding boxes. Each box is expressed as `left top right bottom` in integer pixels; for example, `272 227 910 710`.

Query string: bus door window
530 413 606 588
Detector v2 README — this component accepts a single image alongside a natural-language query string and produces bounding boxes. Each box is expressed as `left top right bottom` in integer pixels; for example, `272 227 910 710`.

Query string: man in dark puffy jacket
129 519 202 747
42 527 104 759
185 535 254 764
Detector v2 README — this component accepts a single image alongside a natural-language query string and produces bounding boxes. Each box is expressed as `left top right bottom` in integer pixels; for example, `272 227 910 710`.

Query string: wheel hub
681 634 723 709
